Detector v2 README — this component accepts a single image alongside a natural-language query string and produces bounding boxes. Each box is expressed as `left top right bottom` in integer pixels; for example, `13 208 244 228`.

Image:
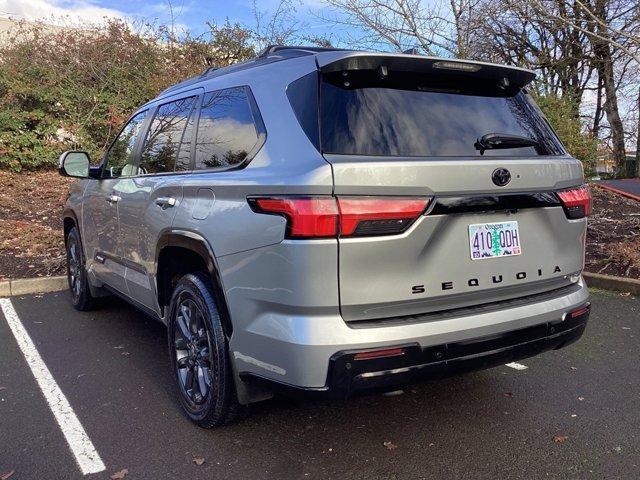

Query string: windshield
320 71 565 157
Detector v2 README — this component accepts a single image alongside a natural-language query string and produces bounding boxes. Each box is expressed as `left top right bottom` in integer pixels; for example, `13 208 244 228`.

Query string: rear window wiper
475 133 540 155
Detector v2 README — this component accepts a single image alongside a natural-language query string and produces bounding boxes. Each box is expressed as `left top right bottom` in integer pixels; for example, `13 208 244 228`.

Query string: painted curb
583 272 640 296
0 276 68 297
593 182 640 202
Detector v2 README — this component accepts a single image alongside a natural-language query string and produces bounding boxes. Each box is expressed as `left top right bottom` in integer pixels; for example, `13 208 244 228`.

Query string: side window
139 96 197 174
194 87 260 170
103 111 147 178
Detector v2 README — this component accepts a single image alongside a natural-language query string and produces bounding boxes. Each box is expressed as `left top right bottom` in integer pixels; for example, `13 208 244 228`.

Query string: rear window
320 71 564 157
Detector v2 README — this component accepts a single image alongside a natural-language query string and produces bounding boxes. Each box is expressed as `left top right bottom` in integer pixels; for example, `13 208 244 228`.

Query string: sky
0 0 333 38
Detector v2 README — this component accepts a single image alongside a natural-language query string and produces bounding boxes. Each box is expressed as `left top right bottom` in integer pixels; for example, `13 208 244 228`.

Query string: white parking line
0 298 105 475
505 362 528 370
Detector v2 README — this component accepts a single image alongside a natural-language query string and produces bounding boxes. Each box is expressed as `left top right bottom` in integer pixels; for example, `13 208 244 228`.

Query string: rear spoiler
315 52 536 89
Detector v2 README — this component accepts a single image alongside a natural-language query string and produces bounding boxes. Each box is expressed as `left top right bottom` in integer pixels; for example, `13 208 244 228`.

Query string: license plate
469 221 522 260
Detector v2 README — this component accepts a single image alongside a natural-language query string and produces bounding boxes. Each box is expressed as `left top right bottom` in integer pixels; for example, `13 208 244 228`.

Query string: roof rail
201 66 219 76
257 45 350 57
157 45 350 99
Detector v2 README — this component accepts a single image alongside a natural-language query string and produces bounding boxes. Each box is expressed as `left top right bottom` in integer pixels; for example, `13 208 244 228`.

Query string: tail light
249 196 431 238
250 197 338 238
338 197 430 236
557 185 592 219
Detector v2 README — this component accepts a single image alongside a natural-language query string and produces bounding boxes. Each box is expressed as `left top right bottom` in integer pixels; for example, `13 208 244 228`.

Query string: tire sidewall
65 227 89 308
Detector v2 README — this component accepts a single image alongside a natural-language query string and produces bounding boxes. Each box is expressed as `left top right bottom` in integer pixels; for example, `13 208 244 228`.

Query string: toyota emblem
492 168 511 187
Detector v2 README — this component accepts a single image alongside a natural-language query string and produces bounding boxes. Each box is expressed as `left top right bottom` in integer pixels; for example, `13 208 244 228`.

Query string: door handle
155 197 176 209
106 194 121 204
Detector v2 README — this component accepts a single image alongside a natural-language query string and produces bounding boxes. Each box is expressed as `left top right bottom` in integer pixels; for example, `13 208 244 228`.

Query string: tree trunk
636 86 640 177
591 0 626 174
593 47 626 173
592 76 603 138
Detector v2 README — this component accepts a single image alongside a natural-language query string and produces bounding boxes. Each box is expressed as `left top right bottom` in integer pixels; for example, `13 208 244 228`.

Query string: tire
168 272 245 428
65 226 96 311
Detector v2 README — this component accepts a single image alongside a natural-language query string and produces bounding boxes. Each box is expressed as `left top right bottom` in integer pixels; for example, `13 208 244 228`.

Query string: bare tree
470 0 595 113
524 0 639 170
636 85 640 175
320 0 479 56
252 0 301 48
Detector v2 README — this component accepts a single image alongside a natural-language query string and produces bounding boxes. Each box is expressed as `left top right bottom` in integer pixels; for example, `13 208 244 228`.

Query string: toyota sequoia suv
59 46 592 427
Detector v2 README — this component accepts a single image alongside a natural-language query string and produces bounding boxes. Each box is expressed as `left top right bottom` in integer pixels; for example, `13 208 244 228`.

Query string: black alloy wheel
173 298 214 405
168 272 245 427
65 226 95 311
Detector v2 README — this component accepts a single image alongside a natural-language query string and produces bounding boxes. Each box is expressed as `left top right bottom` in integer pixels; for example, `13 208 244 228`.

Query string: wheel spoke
197 365 209 396
185 367 195 396
176 312 192 341
200 365 212 387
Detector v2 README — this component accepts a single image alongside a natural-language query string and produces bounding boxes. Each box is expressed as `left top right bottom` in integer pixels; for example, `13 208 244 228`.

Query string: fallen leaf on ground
193 457 205 466
1 471 15 480
578 396 585 401
383 441 397 450
110 468 128 479
503 392 513 397
553 435 568 443
569 366 578 371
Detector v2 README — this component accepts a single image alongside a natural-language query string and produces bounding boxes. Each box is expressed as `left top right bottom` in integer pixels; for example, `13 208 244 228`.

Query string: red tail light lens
568 303 591 319
250 196 430 238
353 347 406 361
338 197 430 236
557 185 592 219
251 197 339 238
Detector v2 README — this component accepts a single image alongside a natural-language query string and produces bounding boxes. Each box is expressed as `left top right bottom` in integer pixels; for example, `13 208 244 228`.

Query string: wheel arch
63 209 79 239
155 230 234 336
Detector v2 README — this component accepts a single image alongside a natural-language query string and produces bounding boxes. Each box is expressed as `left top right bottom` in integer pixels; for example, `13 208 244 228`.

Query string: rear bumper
232 278 590 394
242 302 589 398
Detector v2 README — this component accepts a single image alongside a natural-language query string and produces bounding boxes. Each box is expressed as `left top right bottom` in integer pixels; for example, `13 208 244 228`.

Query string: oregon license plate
469 221 522 260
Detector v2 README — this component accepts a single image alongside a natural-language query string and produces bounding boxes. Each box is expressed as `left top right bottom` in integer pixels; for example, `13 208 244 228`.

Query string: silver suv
59 46 592 427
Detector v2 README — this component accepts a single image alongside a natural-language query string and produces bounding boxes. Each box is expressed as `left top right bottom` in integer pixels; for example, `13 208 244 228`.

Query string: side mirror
59 151 91 178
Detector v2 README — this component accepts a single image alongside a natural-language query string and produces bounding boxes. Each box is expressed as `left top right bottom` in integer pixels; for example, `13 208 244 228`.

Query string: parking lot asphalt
1 290 639 480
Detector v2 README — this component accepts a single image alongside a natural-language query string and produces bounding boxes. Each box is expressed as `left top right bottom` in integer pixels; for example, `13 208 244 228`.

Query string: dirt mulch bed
586 185 640 279
0 171 73 281
0 171 639 281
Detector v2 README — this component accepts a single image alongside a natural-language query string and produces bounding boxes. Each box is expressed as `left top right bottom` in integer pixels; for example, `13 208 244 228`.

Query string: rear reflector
353 347 406 361
557 185 592 219
568 303 591 319
249 196 430 238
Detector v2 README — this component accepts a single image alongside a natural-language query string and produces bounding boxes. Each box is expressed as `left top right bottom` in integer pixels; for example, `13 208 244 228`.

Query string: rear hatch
315 54 588 322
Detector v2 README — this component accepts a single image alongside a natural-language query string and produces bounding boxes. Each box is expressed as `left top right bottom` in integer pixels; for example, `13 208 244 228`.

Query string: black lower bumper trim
241 305 590 399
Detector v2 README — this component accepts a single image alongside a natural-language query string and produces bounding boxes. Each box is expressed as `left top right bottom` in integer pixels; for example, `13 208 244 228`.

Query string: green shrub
534 93 598 175
0 19 255 171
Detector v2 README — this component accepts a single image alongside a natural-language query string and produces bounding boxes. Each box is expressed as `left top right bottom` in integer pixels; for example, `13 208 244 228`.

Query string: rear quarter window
194 86 264 170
